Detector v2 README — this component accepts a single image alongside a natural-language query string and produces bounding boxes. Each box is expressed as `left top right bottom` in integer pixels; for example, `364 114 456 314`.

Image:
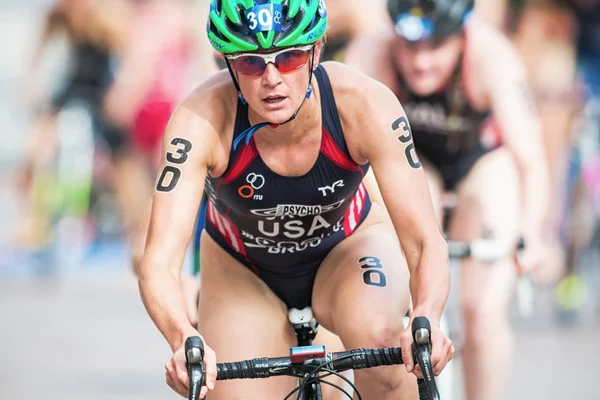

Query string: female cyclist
138 0 453 398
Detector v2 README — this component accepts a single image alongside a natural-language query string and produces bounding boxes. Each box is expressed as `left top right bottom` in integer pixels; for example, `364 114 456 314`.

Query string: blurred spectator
104 0 218 240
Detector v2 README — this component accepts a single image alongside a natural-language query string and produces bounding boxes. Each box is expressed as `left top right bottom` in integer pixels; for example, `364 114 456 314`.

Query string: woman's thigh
311 208 410 335
311 206 417 396
197 233 297 400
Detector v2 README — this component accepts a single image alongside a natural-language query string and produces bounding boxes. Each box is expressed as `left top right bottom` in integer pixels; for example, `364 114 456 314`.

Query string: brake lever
412 317 441 400
185 336 206 400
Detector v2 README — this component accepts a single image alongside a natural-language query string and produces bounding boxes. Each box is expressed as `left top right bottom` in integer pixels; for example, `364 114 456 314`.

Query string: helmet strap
224 58 247 105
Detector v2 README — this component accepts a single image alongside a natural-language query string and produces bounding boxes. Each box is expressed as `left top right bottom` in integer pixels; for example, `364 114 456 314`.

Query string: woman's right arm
138 93 220 352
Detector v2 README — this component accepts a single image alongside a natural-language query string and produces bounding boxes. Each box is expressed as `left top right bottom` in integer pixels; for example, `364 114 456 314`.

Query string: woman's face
392 33 464 96
231 42 322 124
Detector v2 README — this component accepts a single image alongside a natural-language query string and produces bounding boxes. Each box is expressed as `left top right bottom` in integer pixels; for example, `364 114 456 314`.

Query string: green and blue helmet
207 0 329 54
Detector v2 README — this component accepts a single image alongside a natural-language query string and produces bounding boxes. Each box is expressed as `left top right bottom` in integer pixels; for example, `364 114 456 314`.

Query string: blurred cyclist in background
513 0 600 318
345 0 549 399
14 0 127 249
512 0 581 287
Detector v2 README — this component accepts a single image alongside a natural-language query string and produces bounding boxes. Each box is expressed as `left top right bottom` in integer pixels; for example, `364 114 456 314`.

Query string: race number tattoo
358 256 387 288
156 137 192 192
166 137 193 164
392 116 412 143
156 166 181 192
391 115 421 169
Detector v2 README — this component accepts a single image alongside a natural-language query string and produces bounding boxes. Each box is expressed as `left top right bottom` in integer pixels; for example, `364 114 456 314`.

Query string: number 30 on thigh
359 256 387 288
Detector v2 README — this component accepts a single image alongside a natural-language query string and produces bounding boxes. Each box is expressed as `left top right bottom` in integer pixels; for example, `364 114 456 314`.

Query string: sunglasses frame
225 44 315 72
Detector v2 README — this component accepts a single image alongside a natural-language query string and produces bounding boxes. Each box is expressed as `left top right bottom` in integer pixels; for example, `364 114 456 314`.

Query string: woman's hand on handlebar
166 332 217 398
400 314 454 378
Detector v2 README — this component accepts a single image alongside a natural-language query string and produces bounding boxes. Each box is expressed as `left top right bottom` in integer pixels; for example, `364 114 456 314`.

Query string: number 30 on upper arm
156 137 193 193
391 115 421 169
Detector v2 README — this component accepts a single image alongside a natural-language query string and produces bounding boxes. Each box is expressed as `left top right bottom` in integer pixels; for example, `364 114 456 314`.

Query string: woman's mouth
262 96 287 109
264 96 286 103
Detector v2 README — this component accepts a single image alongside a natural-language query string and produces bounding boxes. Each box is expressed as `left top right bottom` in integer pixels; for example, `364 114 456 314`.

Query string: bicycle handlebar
447 237 525 261
215 347 404 380
185 316 440 400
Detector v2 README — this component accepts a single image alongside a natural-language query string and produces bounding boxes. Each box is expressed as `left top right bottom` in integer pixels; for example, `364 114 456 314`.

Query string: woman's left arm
340 67 451 374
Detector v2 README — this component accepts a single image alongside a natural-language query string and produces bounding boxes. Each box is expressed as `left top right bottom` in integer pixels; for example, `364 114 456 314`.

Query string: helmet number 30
245 4 283 33
247 10 271 31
